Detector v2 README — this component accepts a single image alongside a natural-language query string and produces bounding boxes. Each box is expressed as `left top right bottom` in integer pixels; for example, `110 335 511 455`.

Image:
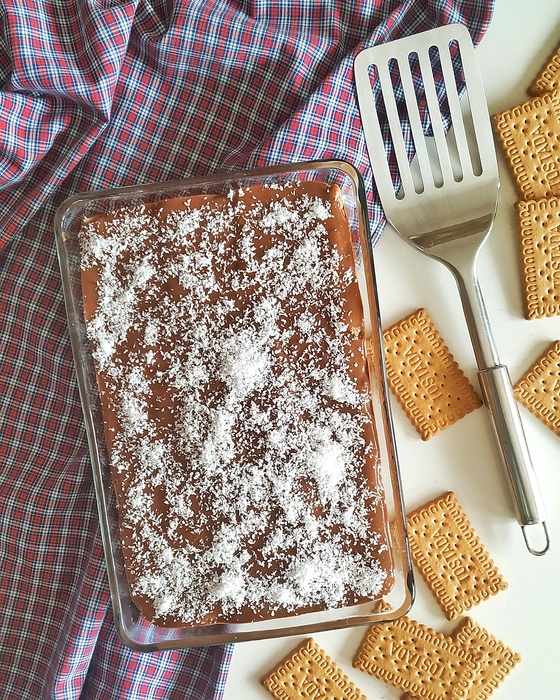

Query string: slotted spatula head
354 23 499 259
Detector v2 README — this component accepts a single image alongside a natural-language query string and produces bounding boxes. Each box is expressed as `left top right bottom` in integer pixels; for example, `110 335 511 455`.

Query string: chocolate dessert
79 180 392 627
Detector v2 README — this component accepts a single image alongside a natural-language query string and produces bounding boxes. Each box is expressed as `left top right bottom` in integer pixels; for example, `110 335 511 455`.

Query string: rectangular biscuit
515 196 560 319
400 617 521 700
529 41 560 96
262 637 367 700
406 492 508 620
383 308 482 440
514 339 560 435
451 617 521 699
353 615 479 699
491 89 560 200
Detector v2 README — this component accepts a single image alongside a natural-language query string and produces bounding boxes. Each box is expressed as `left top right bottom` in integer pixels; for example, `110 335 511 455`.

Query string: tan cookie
491 88 560 200
514 339 560 435
529 41 560 95
400 617 520 699
515 196 560 318
353 615 479 699
451 617 521 699
262 637 367 700
406 492 508 620
383 308 482 440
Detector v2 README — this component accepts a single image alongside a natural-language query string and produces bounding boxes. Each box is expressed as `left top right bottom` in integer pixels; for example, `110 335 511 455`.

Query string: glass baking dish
54 159 413 651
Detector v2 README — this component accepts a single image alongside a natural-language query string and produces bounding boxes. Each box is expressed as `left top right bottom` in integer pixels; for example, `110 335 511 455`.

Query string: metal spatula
355 23 549 555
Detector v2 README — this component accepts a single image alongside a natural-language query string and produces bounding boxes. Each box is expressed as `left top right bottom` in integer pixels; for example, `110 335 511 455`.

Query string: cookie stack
492 42 560 436
492 42 560 321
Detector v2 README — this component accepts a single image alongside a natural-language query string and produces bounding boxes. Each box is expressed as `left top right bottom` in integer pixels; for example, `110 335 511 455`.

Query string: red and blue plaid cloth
0 1 493 697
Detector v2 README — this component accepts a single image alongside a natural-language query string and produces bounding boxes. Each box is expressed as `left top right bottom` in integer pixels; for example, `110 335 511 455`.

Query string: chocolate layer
80 181 393 627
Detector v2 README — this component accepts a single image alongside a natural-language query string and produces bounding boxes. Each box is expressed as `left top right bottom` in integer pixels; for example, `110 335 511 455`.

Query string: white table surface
223 1 560 697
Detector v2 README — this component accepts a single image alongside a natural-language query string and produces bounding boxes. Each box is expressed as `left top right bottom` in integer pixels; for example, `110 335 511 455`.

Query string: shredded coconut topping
80 182 388 625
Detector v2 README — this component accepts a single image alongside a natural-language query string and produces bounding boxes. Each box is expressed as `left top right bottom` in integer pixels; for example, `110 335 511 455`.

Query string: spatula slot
366 61 408 200
448 40 483 178
405 47 449 191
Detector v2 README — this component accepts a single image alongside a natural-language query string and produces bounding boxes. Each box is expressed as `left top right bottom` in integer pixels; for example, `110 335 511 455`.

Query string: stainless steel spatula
355 23 549 555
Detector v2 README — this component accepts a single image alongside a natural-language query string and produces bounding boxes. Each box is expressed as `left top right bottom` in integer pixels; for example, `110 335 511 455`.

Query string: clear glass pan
54 159 414 651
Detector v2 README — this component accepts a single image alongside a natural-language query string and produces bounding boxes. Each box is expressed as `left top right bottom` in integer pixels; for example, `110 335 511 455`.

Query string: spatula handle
452 264 549 555
477 365 549 555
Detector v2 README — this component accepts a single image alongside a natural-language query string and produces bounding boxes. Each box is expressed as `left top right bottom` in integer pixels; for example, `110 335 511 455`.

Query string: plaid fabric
0 1 494 698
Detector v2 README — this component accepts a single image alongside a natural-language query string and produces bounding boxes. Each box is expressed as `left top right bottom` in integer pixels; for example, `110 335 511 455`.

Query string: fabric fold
0 0 138 246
